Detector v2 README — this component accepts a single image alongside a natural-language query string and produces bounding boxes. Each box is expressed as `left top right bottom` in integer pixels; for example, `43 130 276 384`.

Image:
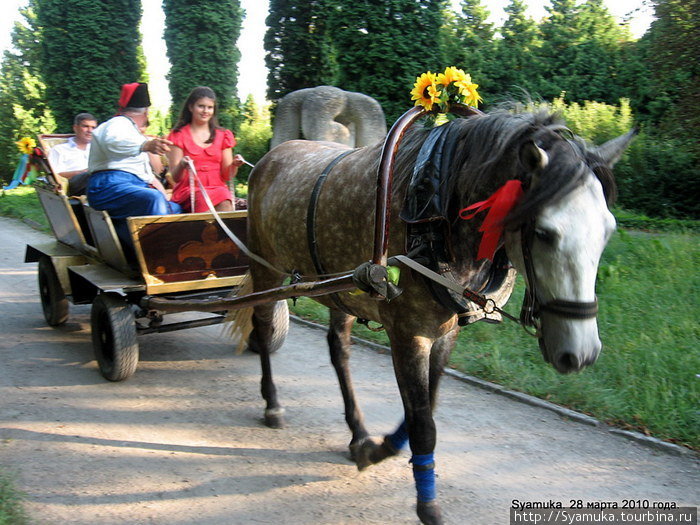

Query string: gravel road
0 216 697 524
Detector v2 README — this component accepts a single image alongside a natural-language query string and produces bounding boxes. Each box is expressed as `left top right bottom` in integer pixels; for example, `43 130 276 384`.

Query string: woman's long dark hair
172 86 222 143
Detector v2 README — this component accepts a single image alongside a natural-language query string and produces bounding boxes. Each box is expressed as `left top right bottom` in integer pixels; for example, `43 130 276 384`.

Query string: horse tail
222 271 255 354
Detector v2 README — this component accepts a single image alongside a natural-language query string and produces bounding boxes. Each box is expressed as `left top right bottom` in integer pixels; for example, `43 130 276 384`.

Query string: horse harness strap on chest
306 149 358 316
391 255 525 327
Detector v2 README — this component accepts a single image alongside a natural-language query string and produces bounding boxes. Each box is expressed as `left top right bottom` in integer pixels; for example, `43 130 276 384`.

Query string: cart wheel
249 300 289 355
269 300 290 353
37 255 69 326
91 293 139 381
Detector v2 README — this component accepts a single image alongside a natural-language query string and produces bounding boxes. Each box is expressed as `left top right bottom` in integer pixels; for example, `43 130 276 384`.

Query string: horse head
503 125 636 373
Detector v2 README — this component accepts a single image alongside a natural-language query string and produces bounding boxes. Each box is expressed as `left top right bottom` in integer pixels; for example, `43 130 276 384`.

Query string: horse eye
534 228 556 244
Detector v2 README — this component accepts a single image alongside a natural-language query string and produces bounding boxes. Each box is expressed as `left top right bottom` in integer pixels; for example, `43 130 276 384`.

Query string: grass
0 187 49 231
290 229 699 450
0 472 29 525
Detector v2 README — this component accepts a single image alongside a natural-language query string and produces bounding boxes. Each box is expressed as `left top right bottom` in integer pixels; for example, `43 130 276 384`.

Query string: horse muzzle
538 312 602 373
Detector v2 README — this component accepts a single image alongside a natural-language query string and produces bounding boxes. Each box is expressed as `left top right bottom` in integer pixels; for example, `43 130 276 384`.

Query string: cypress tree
537 0 630 104
265 0 337 103
163 0 243 129
329 0 447 123
537 0 582 100
36 0 144 130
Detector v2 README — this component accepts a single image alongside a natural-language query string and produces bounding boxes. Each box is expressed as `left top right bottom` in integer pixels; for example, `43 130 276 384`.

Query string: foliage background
1 0 698 220
36 0 146 130
163 0 243 130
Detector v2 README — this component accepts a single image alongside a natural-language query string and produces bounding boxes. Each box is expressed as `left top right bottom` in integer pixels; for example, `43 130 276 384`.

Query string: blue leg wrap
387 421 409 451
411 453 436 502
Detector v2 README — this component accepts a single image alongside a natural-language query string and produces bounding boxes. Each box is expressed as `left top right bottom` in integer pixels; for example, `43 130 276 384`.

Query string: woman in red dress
166 86 244 212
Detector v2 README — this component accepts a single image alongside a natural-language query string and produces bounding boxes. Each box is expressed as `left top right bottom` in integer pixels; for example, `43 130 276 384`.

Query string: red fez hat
119 82 151 109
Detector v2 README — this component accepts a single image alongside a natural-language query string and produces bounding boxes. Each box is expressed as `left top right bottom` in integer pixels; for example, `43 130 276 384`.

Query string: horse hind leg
250 300 287 428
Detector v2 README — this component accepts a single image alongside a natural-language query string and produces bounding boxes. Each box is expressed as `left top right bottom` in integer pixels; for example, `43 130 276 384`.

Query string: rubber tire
248 300 290 355
37 256 69 326
91 293 139 381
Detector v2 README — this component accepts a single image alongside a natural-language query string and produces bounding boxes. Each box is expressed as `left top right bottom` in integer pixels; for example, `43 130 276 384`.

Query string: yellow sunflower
16 137 36 155
455 76 482 107
437 66 468 87
410 71 439 111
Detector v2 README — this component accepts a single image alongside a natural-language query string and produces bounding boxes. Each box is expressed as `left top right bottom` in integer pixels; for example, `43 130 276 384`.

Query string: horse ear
593 127 638 167
520 141 549 174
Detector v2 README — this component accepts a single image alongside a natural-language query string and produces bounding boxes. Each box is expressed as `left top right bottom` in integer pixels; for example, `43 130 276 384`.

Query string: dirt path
0 217 697 525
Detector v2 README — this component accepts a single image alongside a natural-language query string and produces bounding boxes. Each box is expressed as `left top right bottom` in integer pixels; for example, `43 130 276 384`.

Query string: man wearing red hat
86 82 181 253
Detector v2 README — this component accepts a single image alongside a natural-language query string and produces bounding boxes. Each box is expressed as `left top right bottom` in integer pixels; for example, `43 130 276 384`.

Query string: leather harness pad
400 124 510 323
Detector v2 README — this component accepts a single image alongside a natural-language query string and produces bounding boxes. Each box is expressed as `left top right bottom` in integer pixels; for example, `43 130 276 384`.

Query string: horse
241 107 635 524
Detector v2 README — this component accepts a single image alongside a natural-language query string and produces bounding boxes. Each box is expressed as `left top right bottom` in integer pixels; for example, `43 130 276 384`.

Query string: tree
0 2 55 183
567 0 631 103
36 0 145 130
329 0 448 123
537 0 583 100
163 0 243 129
264 0 337 103
445 0 496 94
644 0 700 146
537 0 631 104
490 0 543 100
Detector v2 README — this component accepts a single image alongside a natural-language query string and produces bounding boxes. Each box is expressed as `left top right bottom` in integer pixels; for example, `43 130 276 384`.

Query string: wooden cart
24 136 288 382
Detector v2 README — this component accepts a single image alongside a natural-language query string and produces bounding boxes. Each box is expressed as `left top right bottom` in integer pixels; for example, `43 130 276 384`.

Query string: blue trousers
87 170 181 256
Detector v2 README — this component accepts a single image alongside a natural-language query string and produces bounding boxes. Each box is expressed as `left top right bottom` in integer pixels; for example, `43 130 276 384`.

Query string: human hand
143 137 173 155
232 154 245 167
180 156 193 169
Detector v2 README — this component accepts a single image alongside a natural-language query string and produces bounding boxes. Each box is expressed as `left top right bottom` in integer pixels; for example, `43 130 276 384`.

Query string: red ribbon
459 180 524 261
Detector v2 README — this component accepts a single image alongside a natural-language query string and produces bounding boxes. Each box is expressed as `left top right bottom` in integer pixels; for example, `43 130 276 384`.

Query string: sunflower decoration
410 71 440 111
411 66 482 112
15 137 36 155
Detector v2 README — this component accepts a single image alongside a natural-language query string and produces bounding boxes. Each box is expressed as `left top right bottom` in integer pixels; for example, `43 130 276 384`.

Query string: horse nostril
556 352 580 373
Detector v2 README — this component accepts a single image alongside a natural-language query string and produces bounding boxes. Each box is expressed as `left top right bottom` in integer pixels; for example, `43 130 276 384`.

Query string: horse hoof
416 500 443 525
264 407 286 428
349 436 382 471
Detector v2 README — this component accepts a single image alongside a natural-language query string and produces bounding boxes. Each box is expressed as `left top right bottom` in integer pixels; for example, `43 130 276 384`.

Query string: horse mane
388 107 617 229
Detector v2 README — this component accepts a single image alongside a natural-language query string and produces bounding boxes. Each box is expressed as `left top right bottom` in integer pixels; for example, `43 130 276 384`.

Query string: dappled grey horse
243 107 634 524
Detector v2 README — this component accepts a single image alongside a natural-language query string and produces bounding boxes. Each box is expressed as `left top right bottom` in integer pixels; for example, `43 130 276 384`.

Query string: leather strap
306 149 356 314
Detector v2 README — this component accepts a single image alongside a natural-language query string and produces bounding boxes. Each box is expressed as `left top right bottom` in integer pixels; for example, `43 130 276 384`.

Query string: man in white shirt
87 82 180 252
48 112 97 195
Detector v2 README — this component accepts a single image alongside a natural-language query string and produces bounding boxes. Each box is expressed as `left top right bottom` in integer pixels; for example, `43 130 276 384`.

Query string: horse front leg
249 301 286 428
327 309 394 468
391 333 453 525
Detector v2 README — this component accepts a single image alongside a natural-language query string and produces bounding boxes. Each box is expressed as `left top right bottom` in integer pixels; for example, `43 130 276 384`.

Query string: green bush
232 100 272 185
614 132 699 219
546 97 699 220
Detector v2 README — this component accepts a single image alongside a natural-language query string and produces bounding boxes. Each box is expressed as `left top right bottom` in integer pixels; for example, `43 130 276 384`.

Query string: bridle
518 219 599 337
